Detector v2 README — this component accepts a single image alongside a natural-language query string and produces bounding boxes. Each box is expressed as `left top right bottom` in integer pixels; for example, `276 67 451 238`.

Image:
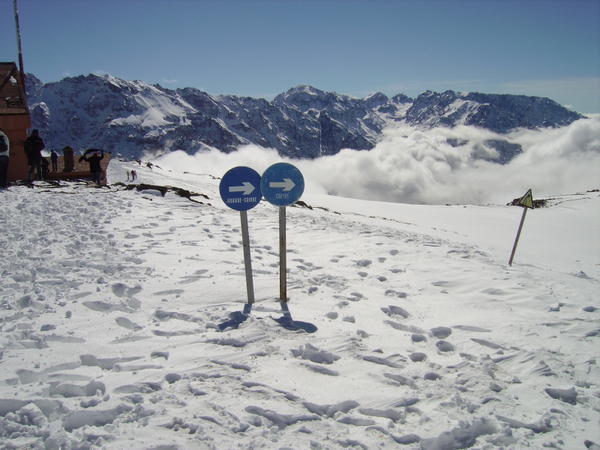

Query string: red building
0 61 30 182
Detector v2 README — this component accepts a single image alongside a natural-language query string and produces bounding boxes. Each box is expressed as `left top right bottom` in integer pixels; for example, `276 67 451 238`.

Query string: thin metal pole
509 207 528 266
240 210 255 304
13 0 27 101
279 206 287 302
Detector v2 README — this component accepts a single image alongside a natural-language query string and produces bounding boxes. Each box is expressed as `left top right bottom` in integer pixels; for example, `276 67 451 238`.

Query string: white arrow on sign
269 178 295 192
229 182 255 195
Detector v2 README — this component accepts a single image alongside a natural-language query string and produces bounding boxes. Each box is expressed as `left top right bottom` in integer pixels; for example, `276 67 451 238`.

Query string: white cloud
155 117 600 205
305 117 600 204
156 145 282 180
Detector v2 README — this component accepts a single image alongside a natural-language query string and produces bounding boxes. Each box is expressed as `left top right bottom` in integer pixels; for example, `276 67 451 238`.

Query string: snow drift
0 154 598 448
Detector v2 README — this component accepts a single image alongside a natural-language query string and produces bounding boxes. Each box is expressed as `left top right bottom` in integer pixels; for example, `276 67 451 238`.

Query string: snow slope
0 159 598 449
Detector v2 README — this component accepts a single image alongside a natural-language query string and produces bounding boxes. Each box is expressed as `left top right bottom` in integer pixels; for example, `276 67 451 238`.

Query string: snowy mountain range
26 74 583 161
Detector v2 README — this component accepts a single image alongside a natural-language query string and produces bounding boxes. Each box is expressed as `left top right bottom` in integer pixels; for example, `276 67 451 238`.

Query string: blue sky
1 0 599 113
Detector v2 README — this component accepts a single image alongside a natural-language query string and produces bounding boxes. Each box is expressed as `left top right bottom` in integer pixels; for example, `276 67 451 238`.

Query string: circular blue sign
261 163 305 206
219 166 262 211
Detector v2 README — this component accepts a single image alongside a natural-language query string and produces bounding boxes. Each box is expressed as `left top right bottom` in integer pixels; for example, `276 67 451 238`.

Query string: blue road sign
219 166 262 211
261 163 305 206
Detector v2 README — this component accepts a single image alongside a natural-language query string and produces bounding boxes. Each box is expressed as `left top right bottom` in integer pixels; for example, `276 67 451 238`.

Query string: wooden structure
0 61 30 182
45 151 112 184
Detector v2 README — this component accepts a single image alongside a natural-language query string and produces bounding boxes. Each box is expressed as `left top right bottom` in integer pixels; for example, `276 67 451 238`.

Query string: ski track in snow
0 161 598 449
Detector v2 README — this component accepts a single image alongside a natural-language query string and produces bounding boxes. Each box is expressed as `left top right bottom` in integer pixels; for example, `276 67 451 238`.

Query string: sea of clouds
155 116 600 205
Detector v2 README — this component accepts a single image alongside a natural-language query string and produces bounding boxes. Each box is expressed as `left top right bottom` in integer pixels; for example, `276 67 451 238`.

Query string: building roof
0 62 28 115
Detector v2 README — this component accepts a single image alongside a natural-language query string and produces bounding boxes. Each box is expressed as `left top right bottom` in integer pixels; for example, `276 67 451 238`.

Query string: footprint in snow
470 338 504 350
411 334 427 343
303 400 359 417
355 259 372 267
382 305 410 319
83 301 135 313
436 341 455 352
385 289 408 298
385 320 426 334
111 282 142 298
453 325 491 333
291 344 340 364
302 363 339 376
205 337 249 348
348 292 364 302
362 354 405 368
152 289 184 296
115 317 143 331
482 288 506 296
430 326 452 339
409 352 427 362
424 372 442 380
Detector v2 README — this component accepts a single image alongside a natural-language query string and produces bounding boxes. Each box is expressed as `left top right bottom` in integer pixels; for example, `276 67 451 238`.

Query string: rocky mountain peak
364 92 389 108
25 74 584 162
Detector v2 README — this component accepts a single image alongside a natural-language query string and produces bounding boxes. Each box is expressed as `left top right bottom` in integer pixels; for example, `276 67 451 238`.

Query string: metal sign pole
509 207 528 266
240 210 255 304
279 206 287 302
13 0 27 102
260 162 303 309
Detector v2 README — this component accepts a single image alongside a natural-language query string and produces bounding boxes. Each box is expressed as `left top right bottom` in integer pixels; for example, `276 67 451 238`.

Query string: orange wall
1 113 31 182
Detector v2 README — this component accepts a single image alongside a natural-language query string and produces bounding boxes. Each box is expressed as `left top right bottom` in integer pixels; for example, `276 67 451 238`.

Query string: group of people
0 127 107 187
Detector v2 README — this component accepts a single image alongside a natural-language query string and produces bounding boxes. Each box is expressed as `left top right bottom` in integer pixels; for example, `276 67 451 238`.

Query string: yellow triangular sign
517 189 534 209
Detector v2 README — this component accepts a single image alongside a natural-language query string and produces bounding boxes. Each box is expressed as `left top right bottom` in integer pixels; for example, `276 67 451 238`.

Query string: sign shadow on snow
273 302 317 333
217 304 253 331
217 303 317 333
272 315 318 333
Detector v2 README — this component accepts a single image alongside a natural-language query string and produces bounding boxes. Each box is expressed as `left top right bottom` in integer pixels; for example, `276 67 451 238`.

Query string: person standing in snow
131 169 137 181
24 129 45 181
62 146 74 172
79 149 105 185
50 150 58 172
41 157 49 179
0 128 9 189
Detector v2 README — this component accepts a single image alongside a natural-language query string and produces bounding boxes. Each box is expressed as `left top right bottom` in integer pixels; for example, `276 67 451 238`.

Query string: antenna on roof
13 0 27 103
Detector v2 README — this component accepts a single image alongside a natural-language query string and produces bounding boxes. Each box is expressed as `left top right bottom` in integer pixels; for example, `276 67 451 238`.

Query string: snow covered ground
0 158 598 449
